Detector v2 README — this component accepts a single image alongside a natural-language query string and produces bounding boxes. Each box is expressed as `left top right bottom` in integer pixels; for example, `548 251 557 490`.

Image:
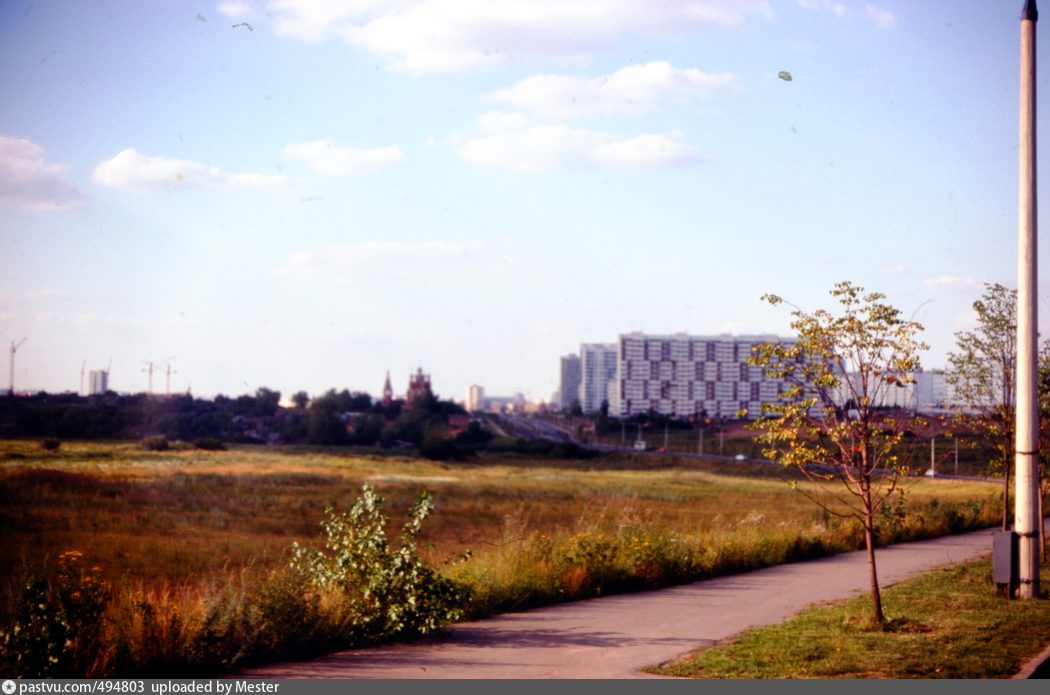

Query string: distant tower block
382 371 394 407
88 369 109 395
467 384 485 412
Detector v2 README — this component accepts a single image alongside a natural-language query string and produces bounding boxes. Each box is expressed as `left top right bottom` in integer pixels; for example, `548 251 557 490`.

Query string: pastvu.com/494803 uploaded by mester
3 682 279 695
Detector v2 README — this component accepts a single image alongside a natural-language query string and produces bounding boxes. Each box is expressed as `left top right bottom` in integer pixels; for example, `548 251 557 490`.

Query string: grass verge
647 557 1050 679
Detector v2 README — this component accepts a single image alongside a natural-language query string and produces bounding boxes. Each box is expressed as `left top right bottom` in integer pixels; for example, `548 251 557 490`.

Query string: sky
0 0 1047 404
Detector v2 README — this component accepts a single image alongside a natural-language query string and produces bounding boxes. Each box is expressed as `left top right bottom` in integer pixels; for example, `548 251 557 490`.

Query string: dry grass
0 439 1005 675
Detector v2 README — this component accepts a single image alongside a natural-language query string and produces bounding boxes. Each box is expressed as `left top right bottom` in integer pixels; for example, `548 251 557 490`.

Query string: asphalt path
236 525 1042 679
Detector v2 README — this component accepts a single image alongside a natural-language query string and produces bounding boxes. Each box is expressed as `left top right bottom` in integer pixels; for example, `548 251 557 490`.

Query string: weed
0 551 110 677
291 483 470 639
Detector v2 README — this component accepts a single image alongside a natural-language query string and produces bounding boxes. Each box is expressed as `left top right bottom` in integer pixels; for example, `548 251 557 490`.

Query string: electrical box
992 531 1018 598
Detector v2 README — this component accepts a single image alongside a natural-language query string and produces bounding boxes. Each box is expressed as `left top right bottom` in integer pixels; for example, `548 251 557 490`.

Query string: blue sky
0 0 1046 403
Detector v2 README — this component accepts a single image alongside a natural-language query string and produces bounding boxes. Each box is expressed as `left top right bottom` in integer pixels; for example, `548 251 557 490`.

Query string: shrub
141 435 169 451
0 551 110 677
419 436 470 461
193 437 226 451
40 437 61 451
291 483 470 640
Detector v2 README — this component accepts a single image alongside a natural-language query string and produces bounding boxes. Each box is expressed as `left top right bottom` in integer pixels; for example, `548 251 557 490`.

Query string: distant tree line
0 387 467 451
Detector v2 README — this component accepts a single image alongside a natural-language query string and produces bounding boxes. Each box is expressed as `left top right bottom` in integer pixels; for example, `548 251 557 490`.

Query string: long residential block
613 332 795 419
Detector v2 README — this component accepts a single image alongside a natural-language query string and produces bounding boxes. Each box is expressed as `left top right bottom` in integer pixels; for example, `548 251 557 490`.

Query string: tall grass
0 440 1005 677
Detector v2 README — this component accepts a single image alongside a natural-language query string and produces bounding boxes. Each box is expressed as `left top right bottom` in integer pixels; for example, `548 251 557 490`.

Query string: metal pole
1016 0 1041 599
698 428 703 455
931 437 936 477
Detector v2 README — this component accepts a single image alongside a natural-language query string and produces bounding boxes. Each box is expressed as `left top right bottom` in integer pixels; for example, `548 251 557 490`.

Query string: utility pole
1015 0 1041 599
8 338 27 396
930 437 936 477
698 428 703 455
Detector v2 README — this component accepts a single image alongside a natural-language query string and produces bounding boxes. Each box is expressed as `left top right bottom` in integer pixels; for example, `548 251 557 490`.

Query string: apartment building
613 332 794 419
558 354 581 411
580 343 618 414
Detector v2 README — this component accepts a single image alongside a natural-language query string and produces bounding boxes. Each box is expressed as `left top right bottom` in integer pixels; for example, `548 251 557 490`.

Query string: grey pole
1015 0 1041 599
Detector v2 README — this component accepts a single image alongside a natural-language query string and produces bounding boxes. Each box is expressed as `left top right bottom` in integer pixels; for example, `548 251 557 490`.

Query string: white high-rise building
466 384 485 412
579 343 617 414
88 369 109 395
614 332 794 419
558 354 581 412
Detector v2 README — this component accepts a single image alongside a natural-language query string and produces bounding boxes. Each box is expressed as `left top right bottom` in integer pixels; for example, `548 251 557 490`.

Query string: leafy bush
419 435 470 461
0 551 110 677
193 437 226 451
291 483 470 639
40 437 61 451
141 435 169 451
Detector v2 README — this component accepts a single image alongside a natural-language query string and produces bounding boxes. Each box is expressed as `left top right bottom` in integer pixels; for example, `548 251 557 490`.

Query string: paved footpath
237 526 1037 679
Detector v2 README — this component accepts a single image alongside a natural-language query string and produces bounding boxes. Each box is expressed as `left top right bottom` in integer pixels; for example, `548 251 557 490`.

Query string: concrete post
1015 0 1041 599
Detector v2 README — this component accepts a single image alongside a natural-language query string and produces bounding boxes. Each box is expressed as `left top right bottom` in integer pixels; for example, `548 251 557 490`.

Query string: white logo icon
2 680 16 695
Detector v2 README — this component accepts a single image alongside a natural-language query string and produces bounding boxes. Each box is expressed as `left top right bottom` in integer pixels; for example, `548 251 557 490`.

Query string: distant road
489 414 577 443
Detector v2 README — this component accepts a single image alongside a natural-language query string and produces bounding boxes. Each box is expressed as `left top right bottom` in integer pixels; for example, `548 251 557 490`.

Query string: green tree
253 387 281 417
945 283 1016 530
307 389 350 445
749 282 926 626
1037 341 1050 559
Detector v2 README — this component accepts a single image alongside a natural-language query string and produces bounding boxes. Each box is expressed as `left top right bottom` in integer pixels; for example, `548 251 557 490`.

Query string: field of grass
0 438 1006 676
588 423 1000 478
648 557 1050 679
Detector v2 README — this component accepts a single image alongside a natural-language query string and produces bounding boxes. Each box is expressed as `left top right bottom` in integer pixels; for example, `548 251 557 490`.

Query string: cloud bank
246 0 773 72
93 149 288 192
0 135 82 210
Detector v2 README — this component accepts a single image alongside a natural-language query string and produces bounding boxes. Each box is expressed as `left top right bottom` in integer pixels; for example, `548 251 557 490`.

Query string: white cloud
216 1 257 20
882 264 907 275
921 275 981 291
0 135 82 210
591 133 701 166
477 111 531 133
264 0 773 72
486 61 738 120
281 140 405 175
93 148 287 192
798 0 846 17
459 122 701 171
865 4 897 29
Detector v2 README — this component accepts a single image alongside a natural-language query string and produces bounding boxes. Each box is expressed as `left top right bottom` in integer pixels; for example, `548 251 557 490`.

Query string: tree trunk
1040 478 1046 561
1003 465 1011 530
863 513 884 626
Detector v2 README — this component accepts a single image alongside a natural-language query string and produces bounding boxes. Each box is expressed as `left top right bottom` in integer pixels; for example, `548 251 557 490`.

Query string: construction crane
142 360 156 394
164 358 178 395
8 338 27 396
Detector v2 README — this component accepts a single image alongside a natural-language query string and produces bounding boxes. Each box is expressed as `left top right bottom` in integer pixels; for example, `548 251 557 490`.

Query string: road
235 525 1029 679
